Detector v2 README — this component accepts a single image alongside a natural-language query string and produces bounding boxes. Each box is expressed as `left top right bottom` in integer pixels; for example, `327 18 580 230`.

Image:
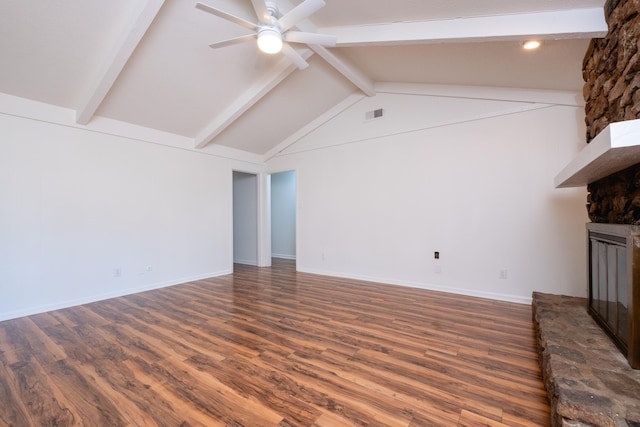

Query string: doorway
270 171 296 263
232 171 258 266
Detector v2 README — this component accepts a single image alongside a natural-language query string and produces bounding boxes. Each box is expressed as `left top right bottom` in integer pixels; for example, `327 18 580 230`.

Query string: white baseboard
296 266 532 305
1 266 533 323
0 269 232 322
272 253 296 260
233 258 258 266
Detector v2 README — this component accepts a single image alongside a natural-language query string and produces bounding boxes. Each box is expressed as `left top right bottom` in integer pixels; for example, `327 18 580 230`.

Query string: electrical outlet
114 268 122 277
500 269 508 279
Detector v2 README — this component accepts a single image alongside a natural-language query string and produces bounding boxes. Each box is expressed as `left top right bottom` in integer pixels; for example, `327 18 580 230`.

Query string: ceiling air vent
364 108 384 121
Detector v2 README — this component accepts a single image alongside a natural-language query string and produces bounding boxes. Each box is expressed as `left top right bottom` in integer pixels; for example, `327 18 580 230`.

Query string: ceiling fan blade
250 0 271 23
284 31 336 47
277 0 325 31
195 2 258 31
281 43 309 70
208 34 256 49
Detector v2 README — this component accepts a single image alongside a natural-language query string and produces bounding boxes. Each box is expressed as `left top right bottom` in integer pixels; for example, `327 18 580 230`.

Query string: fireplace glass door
591 237 629 348
587 223 640 368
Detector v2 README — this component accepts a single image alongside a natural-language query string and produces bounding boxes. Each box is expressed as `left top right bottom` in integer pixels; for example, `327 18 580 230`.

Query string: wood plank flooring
0 259 550 426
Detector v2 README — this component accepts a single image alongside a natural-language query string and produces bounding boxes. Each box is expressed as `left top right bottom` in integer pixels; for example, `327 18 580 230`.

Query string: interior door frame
231 170 263 268
232 169 298 269
268 170 297 265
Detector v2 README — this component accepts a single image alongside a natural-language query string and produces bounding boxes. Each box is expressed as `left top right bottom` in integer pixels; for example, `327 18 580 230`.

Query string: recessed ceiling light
523 40 541 50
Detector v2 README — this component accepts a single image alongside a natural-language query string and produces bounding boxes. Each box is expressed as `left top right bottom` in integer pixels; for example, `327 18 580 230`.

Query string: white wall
271 171 296 259
267 90 589 303
0 113 258 321
233 171 258 265
0 86 590 320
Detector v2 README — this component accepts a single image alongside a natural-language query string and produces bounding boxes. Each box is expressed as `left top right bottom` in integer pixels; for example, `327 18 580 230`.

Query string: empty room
3 0 640 426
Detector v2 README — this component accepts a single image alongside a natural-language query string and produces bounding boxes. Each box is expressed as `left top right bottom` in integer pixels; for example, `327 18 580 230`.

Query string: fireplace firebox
587 223 640 369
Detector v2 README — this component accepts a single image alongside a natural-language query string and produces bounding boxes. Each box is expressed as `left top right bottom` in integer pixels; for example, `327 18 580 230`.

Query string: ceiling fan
195 0 336 70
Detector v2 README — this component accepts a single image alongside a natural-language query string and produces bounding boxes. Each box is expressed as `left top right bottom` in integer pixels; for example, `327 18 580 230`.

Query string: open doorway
232 171 258 266
270 171 296 264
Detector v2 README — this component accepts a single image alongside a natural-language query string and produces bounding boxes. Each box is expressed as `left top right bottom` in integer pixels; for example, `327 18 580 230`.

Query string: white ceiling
0 0 606 158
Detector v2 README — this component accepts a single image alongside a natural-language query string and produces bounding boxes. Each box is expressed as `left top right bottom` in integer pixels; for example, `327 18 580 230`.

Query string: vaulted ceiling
0 0 607 161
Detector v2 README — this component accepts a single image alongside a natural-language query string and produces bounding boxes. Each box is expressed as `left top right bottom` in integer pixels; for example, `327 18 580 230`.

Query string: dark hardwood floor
0 259 550 426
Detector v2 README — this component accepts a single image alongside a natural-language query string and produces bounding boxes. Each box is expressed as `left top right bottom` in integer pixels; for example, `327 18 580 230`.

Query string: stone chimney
584 0 640 223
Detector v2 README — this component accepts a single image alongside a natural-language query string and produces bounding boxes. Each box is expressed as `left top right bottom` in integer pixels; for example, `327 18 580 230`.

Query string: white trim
194 50 314 149
375 82 584 107
0 93 263 165
272 253 296 260
76 0 165 124
257 172 273 267
233 259 259 266
275 0 375 97
297 266 532 304
263 93 366 161
0 270 232 322
322 8 606 47
279 103 555 157
257 172 272 267
309 45 375 96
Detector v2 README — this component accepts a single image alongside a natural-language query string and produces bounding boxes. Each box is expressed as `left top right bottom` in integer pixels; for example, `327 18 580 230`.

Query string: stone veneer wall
584 0 640 223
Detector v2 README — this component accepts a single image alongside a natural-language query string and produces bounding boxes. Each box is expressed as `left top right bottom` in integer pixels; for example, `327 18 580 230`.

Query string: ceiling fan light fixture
265 2 279 20
257 28 283 54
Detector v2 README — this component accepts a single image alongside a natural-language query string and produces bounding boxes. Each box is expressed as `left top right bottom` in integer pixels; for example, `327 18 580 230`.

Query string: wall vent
365 108 384 121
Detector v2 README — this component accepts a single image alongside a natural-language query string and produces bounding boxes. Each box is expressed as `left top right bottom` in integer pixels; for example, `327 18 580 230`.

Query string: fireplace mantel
555 118 640 188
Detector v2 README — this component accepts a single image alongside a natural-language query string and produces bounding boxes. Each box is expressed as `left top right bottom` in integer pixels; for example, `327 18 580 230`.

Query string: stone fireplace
555 0 640 370
583 0 640 224
539 0 640 424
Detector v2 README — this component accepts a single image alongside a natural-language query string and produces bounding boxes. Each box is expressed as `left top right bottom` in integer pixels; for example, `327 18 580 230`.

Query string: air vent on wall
365 108 384 121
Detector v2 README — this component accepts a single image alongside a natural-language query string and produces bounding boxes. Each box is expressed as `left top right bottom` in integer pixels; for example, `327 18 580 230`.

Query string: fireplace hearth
533 292 640 426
